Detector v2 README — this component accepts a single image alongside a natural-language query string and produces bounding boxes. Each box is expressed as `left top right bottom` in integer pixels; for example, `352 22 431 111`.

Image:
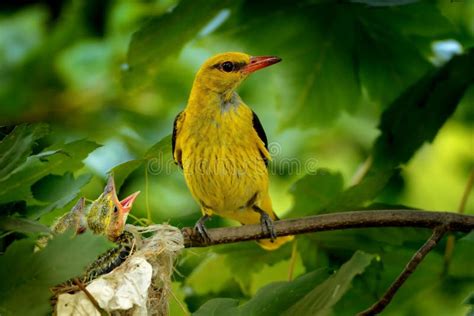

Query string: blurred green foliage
0 0 473 315
193 251 374 316
0 231 113 316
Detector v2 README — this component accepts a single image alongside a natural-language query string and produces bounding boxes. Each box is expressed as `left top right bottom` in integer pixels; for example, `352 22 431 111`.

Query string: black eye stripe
211 61 247 72
234 62 246 70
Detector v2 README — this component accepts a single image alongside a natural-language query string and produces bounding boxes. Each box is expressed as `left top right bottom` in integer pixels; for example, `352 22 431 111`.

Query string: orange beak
243 56 281 74
119 191 140 213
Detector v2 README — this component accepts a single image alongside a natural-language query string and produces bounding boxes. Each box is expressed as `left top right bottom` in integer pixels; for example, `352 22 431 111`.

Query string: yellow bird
172 52 293 250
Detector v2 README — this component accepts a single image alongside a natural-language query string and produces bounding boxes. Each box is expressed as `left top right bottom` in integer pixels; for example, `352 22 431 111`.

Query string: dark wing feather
172 111 183 168
252 111 269 166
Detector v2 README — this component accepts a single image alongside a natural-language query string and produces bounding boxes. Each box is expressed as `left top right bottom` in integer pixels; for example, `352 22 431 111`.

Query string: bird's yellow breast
179 102 268 215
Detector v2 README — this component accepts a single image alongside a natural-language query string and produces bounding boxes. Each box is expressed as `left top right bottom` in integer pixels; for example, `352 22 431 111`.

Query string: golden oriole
172 52 293 250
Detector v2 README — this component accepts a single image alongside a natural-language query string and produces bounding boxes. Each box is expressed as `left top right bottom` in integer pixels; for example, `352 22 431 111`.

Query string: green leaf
144 134 172 160
464 293 474 316
192 268 329 316
0 201 26 217
27 173 92 219
281 6 362 127
216 242 293 294
111 134 172 190
326 168 395 212
186 254 234 295
288 169 343 217
297 236 328 271
285 168 400 222
283 251 375 316
0 7 47 68
56 40 113 91
217 2 453 127
111 159 144 192
355 13 431 106
32 172 91 203
332 244 470 315
349 0 419 6
0 123 49 181
458 231 474 243
286 53 474 219
169 282 190 316
448 232 474 278
184 244 297 300
42 140 100 175
371 49 474 171
0 139 99 204
0 216 50 234
303 227 430 262
318 50 474 213
194 252 372 316
354 4 455 104
365 3 454 37
0 231 114 316
240 268 329 316
193 298 240 316
123 0 237 90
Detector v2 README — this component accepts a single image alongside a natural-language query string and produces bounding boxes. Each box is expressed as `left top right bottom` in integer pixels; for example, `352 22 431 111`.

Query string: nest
54 224 184 315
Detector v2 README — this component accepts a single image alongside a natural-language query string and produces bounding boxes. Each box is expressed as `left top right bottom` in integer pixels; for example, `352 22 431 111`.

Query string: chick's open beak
243 56 281 74
119 191 140 213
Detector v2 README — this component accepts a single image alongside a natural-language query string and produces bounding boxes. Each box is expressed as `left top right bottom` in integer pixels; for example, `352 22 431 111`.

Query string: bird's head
68 197 88 234
51 197 88 235
194 52 281 97
87 174 140 240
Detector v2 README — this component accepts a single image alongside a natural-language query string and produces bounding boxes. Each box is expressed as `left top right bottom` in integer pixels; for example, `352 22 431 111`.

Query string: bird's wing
172 111 185 168
252 111 271 166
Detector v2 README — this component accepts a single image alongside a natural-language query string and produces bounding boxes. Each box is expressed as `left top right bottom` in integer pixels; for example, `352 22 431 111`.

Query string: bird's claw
259 212 276 242
194 215 211 243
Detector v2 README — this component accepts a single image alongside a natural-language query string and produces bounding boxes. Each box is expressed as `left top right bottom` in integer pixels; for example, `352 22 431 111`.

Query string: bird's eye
113 206 118 213
221 61 234 72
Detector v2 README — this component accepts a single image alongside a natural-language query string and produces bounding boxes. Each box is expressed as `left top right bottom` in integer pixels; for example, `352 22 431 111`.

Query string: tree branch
73 278 108 316
181 210 472 315
357 225 448 316
182 210 473 247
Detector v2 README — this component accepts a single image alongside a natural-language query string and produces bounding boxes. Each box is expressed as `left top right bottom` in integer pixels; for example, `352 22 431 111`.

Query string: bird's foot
194 215 211 243
254 207 276 242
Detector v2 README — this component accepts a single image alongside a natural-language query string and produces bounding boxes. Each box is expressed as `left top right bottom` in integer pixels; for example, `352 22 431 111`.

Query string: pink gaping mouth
120 191 140 212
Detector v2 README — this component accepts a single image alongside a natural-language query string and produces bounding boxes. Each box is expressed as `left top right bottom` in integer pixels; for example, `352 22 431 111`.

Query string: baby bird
37 197 88 249
51 197 88 235
87 174 140 241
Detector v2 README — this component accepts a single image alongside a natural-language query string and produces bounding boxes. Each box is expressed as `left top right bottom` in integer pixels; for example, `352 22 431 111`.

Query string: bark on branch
182 210 473 247
181 210 472 316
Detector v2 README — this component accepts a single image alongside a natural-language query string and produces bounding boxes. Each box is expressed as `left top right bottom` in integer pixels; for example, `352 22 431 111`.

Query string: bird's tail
256 210 294 251
257 235 294 250
235 194 294 251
